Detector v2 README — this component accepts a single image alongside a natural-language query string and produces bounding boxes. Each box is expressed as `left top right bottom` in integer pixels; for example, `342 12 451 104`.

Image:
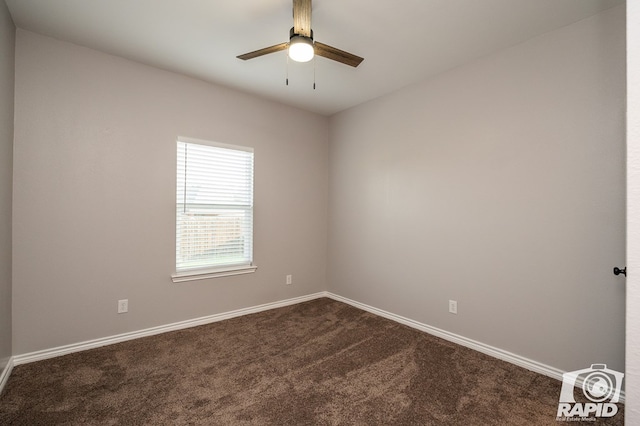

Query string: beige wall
12 30 329 354
0 1 15 373
328 6 626 373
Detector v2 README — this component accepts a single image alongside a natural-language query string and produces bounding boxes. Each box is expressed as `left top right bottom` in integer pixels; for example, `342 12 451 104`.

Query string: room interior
1 0 639 422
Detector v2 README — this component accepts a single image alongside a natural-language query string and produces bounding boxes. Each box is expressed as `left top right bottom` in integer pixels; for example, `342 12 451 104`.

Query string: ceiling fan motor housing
290 27 313 41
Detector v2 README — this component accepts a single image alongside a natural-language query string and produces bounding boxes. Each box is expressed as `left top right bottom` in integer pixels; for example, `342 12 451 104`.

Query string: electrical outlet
118 299 128 314
286 275 292 285
449 300 457 314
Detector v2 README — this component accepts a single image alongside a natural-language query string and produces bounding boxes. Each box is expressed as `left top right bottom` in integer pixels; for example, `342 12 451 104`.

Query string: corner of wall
0 0 16 383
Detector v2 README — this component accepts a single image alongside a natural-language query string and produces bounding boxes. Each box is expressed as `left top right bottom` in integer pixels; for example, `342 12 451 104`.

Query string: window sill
172 265 257 283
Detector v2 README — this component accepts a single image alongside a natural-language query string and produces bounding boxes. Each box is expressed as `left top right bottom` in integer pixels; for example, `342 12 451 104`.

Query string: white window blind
176 138 254 275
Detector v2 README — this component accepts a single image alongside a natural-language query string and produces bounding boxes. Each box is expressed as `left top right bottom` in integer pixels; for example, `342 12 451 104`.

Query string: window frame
171 136 257 283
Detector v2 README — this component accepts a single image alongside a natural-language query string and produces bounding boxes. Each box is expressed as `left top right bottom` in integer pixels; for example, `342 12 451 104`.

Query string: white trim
9 291 624 403
324 292 625 403
326 294 563 378
0 357 14 395
171 264 257 283
177 136 253 153
13 292 326 366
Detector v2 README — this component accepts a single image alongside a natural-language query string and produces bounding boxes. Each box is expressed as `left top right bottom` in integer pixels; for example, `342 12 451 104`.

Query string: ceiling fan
237 0 364 68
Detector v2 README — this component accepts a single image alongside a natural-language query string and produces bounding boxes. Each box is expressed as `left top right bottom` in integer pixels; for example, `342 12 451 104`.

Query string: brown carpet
0 298 624 425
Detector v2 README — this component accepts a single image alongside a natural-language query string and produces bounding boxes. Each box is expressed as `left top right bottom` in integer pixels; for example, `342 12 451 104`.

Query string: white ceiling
5 0 624 116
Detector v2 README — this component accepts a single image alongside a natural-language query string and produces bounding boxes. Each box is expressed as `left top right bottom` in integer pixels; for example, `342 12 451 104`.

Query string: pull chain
285 53 317 89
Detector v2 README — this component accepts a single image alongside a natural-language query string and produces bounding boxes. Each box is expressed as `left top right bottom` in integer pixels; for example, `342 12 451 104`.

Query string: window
172 137 256 282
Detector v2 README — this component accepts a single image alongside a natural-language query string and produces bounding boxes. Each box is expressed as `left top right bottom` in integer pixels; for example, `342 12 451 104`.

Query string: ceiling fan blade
314 42 364 68
236 42 289 61
293 0 312 38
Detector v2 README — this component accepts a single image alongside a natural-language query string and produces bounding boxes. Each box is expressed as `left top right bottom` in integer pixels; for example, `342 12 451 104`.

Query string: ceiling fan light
288 36 314 62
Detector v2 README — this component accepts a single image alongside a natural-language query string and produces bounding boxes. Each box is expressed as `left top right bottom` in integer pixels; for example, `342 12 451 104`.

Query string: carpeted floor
0 298 625 425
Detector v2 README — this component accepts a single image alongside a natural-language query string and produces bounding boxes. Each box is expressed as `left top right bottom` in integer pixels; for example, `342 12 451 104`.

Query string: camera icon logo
559 364 624 404
557 364 624 420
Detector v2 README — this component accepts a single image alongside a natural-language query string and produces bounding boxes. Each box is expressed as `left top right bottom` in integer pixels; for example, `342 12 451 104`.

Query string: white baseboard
0 357 14 395
325 292 626 403
13 292 327 366
9 290 624 404
325 292 564 380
